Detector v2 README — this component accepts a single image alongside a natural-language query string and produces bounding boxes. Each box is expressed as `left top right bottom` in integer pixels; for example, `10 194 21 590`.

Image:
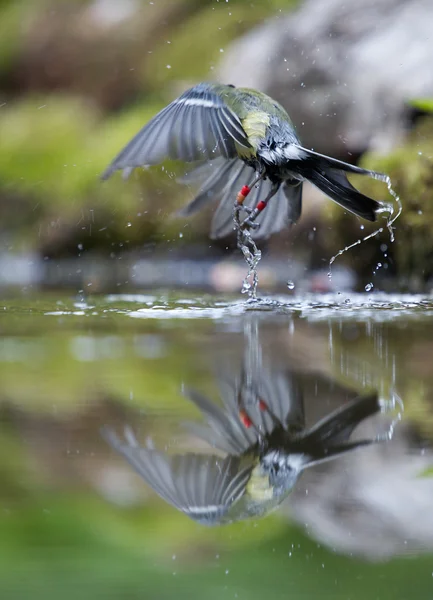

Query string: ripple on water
40 293 433 322
92 293 433 323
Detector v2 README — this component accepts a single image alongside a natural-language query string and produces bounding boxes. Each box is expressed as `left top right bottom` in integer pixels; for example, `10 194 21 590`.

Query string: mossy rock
322 117 433 287
0 95 204 256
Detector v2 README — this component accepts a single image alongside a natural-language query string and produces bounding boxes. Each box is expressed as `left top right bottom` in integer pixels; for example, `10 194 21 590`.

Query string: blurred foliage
0 95 195 254
409 98 433 113
0 492 432 600
0 0 298 257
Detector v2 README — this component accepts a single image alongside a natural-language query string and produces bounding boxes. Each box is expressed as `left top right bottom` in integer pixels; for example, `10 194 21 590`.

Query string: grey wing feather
283 181 303 224
183 388 258 456
178 158 295 240
255 371 305 432
102 427 251 525
177 158 237 217
102 83 251 180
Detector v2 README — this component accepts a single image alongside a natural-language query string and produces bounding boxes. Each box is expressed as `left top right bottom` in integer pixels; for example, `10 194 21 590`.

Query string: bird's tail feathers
293 146 389 222
303 393 380 447
295 146 387 180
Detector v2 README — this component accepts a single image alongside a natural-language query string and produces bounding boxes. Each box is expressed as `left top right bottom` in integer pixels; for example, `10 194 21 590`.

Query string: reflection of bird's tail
299 393 381 466
293 146 386 222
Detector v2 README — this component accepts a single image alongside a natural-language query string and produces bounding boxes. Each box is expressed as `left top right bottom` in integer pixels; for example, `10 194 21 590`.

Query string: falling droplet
287 280 295 290
365 282 373 292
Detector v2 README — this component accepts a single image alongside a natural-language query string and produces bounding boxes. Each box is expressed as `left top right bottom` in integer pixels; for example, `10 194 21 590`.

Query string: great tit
103 373 386 526
102 82 391 239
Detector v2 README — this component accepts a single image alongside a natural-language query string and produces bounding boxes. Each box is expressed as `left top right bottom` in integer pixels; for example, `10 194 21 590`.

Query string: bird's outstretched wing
102 83 251 179
102 427 252 525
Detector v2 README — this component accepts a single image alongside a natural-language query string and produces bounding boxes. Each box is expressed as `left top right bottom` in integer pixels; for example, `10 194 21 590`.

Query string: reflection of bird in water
103 368 386 525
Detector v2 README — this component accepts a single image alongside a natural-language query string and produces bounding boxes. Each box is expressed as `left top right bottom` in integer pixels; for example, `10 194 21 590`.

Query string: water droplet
166 65 171 69
360 225 365 230
179 232 183 238
126 222 132 227
287 280 295 290
365 283 373 292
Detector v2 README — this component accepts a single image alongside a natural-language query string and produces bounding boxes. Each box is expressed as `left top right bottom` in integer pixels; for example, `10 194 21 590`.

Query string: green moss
0 96 194 253
0 0 28 75
409 97 433 113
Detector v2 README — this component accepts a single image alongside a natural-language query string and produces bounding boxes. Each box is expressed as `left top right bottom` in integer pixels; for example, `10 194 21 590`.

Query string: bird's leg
233 169 266 229
240 182 279 231
233 170 267 299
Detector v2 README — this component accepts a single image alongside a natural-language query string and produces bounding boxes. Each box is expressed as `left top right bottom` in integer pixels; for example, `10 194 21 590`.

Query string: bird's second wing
179 157 293 240
183 368 305 456
102 83 251 179
102 427 252 525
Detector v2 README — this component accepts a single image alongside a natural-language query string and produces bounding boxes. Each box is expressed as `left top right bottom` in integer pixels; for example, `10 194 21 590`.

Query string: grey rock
218 0 433 157
287 422 433 559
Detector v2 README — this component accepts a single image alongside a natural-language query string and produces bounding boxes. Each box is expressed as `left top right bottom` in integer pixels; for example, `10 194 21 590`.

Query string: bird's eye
227 84 236 88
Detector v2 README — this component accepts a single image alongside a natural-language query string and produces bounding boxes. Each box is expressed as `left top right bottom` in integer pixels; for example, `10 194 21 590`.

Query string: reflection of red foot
239 409 252 429
258 399 268 412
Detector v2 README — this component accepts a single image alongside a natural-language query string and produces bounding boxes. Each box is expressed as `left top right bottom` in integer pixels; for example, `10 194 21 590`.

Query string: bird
102 370 386 526
102 82 392 239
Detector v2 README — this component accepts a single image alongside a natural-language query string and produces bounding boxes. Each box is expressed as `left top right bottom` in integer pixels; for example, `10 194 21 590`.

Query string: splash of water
328 174 402 280
233 203 262 299
374 173 403 243
379 389 404 442
238 229 262 299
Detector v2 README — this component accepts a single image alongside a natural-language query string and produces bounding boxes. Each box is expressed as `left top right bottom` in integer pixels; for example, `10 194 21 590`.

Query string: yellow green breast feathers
246 467 274 501
241 111 270 151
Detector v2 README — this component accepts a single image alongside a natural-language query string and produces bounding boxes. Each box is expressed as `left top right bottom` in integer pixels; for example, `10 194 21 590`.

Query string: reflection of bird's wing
183 369 305 455
183 388 259 456
102 83 251 179
296 393 381 466
102 427 252 525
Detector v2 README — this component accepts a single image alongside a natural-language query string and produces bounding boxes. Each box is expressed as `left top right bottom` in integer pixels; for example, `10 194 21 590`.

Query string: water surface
1 292 432 599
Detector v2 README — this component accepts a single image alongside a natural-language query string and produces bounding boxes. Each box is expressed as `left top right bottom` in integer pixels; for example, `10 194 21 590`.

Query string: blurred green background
0 0 432 288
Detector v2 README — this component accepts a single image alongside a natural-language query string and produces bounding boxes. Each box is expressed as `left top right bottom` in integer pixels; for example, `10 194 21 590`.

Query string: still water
1 292 433 599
